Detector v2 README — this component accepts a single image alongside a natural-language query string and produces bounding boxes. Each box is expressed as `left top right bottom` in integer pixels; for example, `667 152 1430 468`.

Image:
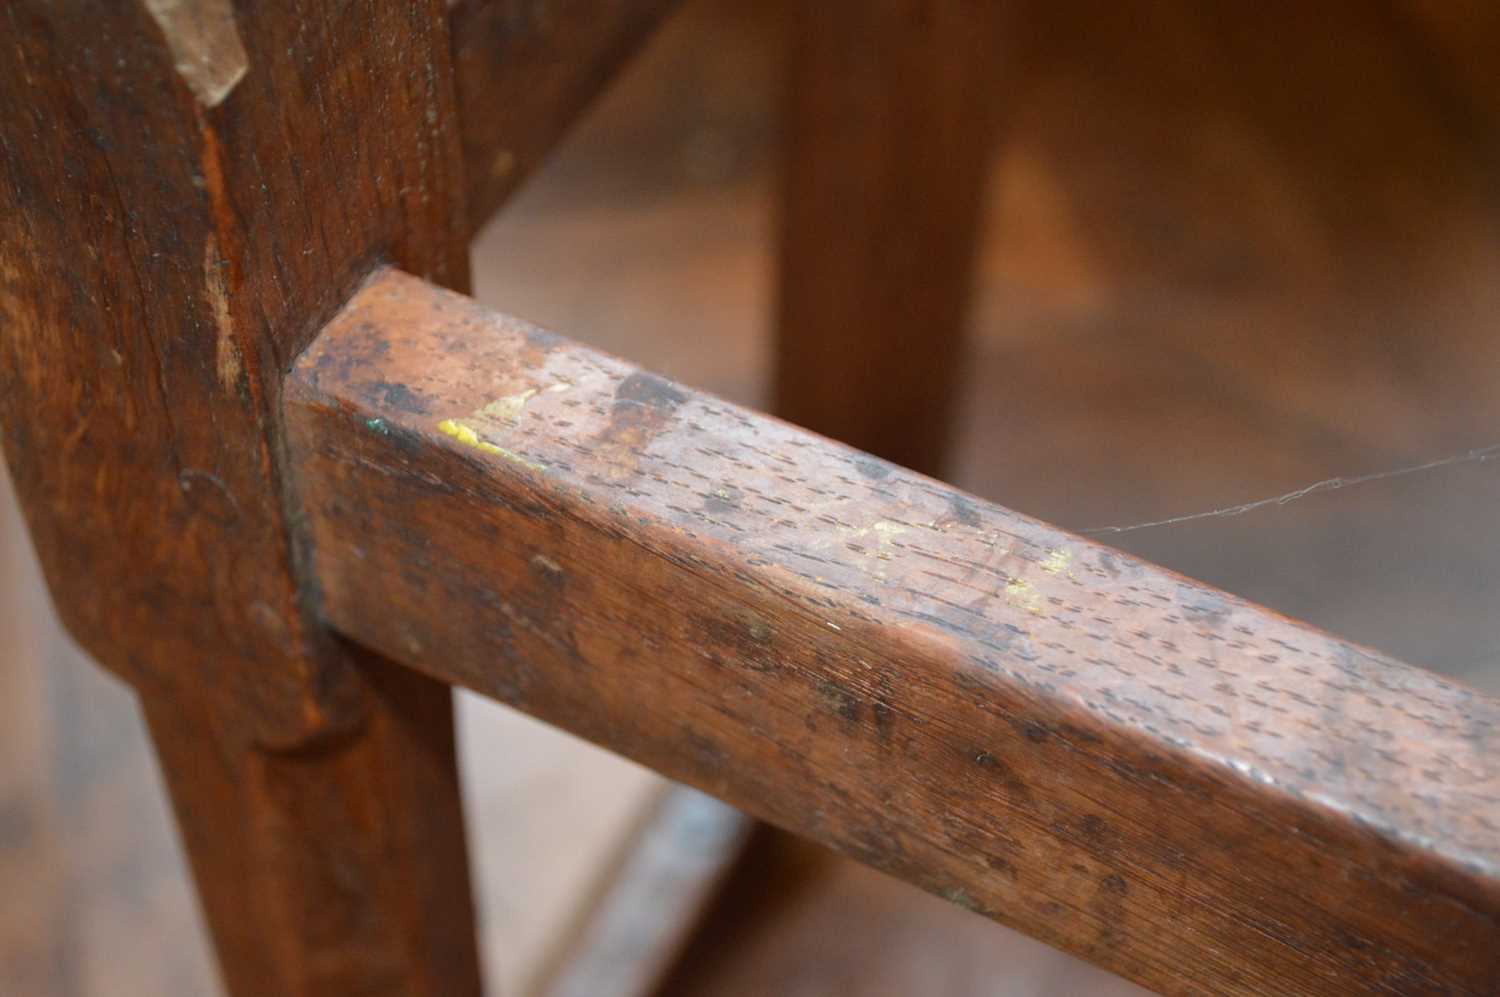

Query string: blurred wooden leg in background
775 0 1010 476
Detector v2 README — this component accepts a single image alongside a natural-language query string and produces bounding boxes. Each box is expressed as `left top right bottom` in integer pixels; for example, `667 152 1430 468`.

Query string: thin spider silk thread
1082 443 1500 537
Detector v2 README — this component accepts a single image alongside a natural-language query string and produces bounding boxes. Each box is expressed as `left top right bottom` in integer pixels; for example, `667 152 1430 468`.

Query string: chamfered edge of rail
283 268 1500 995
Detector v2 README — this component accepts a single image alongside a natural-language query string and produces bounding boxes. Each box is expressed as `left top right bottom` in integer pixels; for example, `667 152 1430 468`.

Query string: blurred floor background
3 0 1498 993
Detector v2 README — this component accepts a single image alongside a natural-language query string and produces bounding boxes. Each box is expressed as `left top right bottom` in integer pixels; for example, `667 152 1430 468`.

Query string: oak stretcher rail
286 268 1500 996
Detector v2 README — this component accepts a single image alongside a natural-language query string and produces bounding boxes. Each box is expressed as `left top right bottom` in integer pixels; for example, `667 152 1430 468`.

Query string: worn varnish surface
0 5 480 994
451 0 678 231
287 270 1500 995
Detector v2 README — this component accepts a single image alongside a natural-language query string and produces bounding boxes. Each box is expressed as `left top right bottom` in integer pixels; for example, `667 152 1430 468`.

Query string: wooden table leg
774 0 1011 476
0 3 481 993
142 654 480 996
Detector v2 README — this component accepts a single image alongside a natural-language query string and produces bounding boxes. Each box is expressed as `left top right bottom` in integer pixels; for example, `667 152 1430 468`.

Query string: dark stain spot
614 371 687 414
1180 588 1230 626
970 748 1032 802
948 493 981 527
523 324 562 351
365 379 429 414
1091 873 1130 950
817 679 862 724
872 700 895 742
594 372 690 460
853 455 893 480
488 654 536 703
689 611 777 672
985 854 1018 879
847 823 908 872
309 321 390 386
437 329 470 354
686 731 728 772
1057 723 1104 746
1022 720 1050 743
1080 814 1109 839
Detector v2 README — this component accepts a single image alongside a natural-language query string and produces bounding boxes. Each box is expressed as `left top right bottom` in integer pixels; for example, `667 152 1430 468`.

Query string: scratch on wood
203 234 240 390
142 0 248 108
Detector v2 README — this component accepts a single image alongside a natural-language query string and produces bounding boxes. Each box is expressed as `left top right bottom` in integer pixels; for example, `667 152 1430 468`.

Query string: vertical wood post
0 3 481 993
774 0 1010 476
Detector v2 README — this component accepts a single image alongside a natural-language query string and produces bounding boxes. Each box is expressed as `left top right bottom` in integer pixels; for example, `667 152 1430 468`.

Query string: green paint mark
366 417 390 435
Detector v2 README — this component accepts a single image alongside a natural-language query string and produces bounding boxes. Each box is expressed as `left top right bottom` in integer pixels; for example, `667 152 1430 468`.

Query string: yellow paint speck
872 520 907 542
479 388 538 423
437 418 547 471
1041 548 1072 575
438 418 500 453
1005 578 1044 614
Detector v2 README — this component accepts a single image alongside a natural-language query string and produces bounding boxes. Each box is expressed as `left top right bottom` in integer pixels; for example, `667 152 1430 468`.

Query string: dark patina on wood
1 6 479 994
0 0 467 745
286 269 1500 996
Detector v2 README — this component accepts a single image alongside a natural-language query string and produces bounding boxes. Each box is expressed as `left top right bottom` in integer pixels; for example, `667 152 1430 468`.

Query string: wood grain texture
774 0 1008 475
450 0 678 232
0 5 480 994
287 269 1500 996
0 0 467 746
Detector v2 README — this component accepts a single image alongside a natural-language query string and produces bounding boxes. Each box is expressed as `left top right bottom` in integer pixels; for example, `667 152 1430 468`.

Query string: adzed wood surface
287 269 1500 996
